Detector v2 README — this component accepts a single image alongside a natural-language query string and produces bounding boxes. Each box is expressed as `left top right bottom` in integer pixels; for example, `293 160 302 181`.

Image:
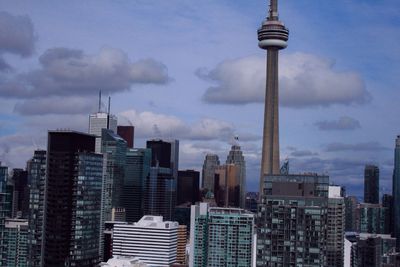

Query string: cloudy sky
0 0 399 197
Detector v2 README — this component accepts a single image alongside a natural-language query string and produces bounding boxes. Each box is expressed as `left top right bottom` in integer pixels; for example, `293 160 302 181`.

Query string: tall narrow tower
258 0 289 192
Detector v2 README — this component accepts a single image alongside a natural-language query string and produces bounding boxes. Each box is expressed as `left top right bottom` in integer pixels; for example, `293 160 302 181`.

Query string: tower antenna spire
269 0 278 20
98 90 102 112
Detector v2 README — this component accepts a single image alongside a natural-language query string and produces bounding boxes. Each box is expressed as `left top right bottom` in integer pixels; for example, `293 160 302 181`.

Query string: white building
99 256 147 267
113 216 178 267
89 112 117 153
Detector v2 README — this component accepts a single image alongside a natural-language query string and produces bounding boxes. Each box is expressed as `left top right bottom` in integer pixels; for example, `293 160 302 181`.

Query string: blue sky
0 0 399 196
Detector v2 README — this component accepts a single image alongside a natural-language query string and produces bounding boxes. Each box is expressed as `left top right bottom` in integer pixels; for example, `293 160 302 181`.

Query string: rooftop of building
5 218 29 228
99 256 147 267
116 215 179 229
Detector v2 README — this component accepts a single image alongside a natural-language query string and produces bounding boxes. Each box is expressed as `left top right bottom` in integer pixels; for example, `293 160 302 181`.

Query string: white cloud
200 53 370 107
119 109 238 142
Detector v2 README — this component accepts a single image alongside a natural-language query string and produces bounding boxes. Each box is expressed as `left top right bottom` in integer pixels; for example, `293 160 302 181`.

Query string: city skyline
0 1 399 196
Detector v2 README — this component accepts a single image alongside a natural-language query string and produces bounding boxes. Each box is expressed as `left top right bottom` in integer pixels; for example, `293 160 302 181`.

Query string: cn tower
258 0 289 192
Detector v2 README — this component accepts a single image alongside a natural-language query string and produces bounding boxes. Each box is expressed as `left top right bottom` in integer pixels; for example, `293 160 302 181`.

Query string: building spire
268 0 278 21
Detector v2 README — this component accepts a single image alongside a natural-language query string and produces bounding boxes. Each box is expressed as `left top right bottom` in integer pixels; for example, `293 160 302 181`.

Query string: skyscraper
177 170 200 205
364 165 379 204
89 95 118 154
226 144 246 208
10 168 29 218
0 163 12 265
201 154 220 192
27 150 46 267
214 164 240 208
258 0 289 191
345 196 359 232
189 203 254 267
42 131 103 267
122 148 151 223
143 139 179 221
393 135 400 247
327 186 345 267
117 125 135 148
382 194 394 235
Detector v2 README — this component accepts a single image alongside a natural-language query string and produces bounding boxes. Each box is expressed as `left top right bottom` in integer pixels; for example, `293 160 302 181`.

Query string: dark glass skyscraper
202 154 220 192
177 170 200 205
393 136 400 247
122 148 151 222
42 131 103 267
364 164 379 204
10 168 29 218
144 139 179 221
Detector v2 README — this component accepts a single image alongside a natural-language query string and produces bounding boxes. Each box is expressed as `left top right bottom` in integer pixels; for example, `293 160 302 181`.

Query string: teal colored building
2 218 29 267
190 203 254 267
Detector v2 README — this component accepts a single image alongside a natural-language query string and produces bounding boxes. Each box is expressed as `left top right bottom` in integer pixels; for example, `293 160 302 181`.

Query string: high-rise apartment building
117 125 135 148
2 218 28 266
112 215 178 267
176 225 187 265
364 165 379 204
392 135 400 247
144 140 179 221
256 174 329 267
27 150 46 267
122 148 151 223
214 164 240 208
89 112 118 153
226 144 246 208
189 203 254 267
327 186 345 267
345 196 359 232
177 170 200 205
201 154 220 192
0 163 12 265
42 131 103 267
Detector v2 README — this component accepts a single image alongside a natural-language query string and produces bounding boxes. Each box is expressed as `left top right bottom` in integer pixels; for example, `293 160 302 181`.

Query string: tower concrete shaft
258 0 288 192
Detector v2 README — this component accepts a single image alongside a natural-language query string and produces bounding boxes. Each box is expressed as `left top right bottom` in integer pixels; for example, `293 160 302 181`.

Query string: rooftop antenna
107 96 111 129
268 0 278 21
98 90 102 113
108 96 111 115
